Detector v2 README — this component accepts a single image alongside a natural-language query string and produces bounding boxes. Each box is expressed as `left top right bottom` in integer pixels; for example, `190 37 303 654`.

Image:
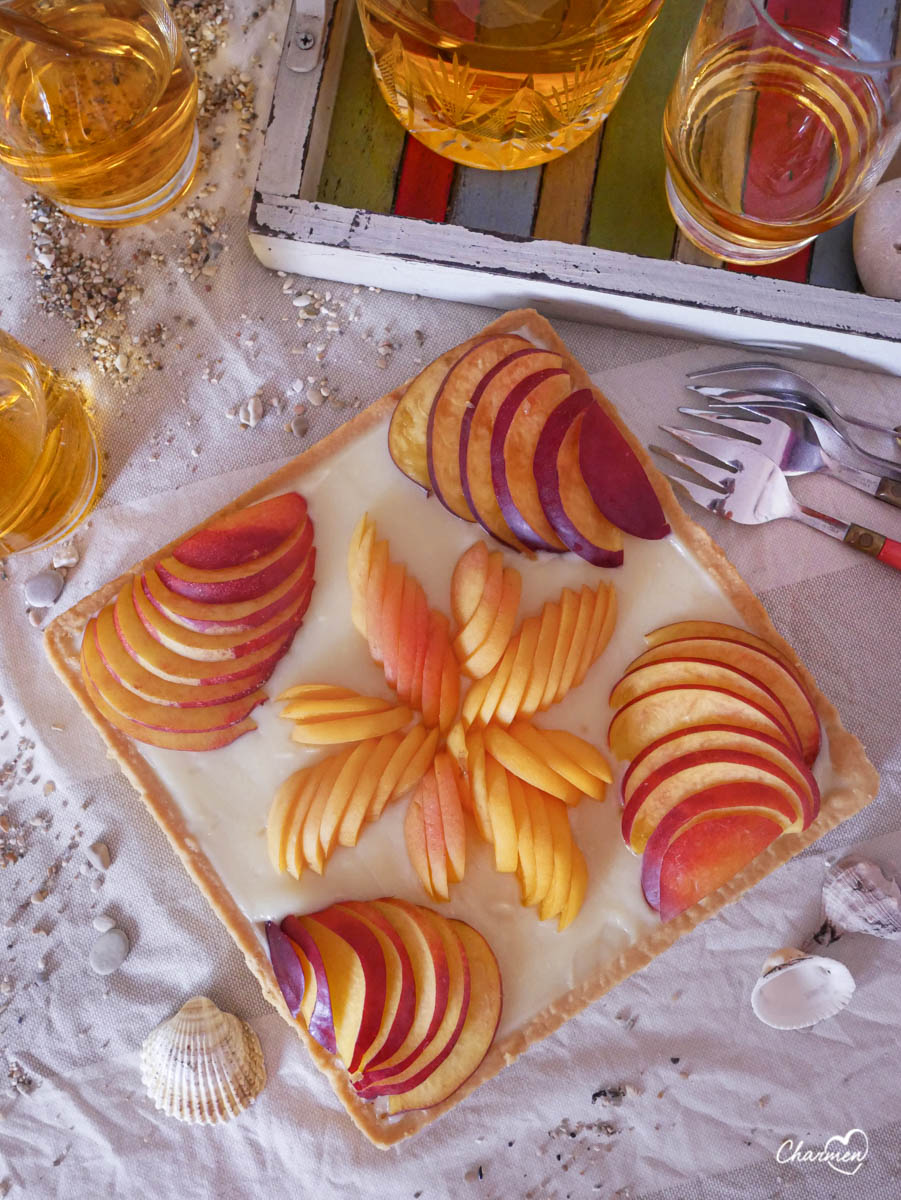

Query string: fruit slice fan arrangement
267 517 617 930
387 333 670 566
79 494 316 751
607 621 822 921
266 898 502 1115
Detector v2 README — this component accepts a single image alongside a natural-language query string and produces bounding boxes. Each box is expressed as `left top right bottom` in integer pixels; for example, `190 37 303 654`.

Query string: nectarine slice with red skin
385 919 501 1115
134 568 310 661
534 393 624 567
82 623 266 733
622 748 812 854
579 398 670 540
485 755 518 872
173 493 308 569
621 724 819 817
611 658 801 754
115 580 293 685
157 516 313 603
358 898 451 1086
644 620 796 669
434 752 467 883
280 915 339 1056
491 370 571 552
266 920 307 1017
144 550 314 632
335 901 417 1074
357 914 470 1099
641 782 797 911
459 354 565 550
608 681 797 763
627 637 820 764
94 606 268 708
655 809 783 921
428 336 534 523
83 673 257 752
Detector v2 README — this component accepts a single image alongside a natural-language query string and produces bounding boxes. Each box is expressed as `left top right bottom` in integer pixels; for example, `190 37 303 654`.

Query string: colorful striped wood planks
313 2 865 294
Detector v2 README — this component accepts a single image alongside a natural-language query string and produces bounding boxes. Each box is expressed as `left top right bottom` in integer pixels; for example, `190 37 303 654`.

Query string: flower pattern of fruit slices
79 494 316 751
267 515 617 931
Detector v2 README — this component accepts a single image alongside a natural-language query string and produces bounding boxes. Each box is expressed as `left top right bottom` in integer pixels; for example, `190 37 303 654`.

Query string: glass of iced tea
356 0 664 170
0 0 198 225
0 330 100 557
663 0 901 264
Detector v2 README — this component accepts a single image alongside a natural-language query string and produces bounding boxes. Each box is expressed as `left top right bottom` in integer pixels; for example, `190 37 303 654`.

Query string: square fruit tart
45 310 879 1147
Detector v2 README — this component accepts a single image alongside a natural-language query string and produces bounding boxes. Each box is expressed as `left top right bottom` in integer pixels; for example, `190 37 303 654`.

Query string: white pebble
28 608 48 627
52 542 79 569
238 394 264 428
114 353 128 373
24 568 65 607
89 928 130 975
289 414 309 437
35 250 54 269
92 914 116 933
86 841 111 871
306 387 324 407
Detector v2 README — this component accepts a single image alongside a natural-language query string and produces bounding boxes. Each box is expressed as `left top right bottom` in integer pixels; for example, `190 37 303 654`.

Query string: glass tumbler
663 0 901 264
0 0 198 225
356 0 665 170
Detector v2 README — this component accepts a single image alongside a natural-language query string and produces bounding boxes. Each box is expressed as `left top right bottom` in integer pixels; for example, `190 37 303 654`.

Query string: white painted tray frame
249 0 901 375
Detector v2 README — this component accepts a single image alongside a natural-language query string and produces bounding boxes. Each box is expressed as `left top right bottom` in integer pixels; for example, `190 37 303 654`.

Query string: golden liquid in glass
356 0 663 170
0 0 197 224
0 331 99 556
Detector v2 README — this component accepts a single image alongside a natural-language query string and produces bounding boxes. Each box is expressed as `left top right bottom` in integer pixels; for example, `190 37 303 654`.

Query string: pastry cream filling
135 419 826 1040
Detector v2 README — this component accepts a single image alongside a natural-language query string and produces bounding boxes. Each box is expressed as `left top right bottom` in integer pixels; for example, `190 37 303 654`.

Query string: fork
686 361 901 441
651 435 901 572
673 408 901 509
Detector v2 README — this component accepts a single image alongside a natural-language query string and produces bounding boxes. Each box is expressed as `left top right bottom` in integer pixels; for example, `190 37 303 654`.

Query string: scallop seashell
751 947 855 1031
819 856 901 942
141 995 265 1124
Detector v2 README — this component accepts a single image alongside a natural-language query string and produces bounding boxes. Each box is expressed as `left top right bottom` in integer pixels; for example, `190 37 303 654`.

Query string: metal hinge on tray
284 0 327 73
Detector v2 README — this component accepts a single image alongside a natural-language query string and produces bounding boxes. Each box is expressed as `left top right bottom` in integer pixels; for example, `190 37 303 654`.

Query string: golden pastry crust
44 310 879 1148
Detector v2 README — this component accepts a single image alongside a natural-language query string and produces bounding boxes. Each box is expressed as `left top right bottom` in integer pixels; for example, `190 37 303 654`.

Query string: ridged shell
750 946 855 1030
140 996 265 1124
820 856 901 941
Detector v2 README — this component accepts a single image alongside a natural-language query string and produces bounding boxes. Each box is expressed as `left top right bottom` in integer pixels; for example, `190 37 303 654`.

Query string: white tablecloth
2 4 901 1196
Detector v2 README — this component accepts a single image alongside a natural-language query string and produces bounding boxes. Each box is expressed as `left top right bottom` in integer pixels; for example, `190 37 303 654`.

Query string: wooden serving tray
249 0 901 372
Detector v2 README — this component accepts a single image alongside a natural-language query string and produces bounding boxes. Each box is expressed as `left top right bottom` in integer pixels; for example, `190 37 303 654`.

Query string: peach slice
134 566 310 661
507 723 609 800
83 672 257 752
458 563 521 680
523 784 554 906
427 336 533 523
347 514 376 637
420 611 452 728
358 912 470 1099
621 724 819 817
397 575 429 706
336 731 404 848
157 516 313 603
463 640 516 728
519 600 560 717
385 918 501 1114
438 648 461 734
366 724 440 821
318 738 384 858
280 915 337 1054
172 493 308 569
459 352 566 550
280 692 397 720
422 770 450 901
405 789 434 898
494 615 542 725
559 844 588 931
555 585 596 705
641 782 797 912
434 751 467 883
608 685 797 762
484 725 581 804
289 706 413 745
655 808 783 921
378 561 406 689
82 620 266 733
451 546 505 666
114 580 292 685
539 797 574 923
282 762 328 880
485 755 518 872
540 587 579 710
364 537 389 665
359 898 450 1084
507 774 536 905
144 551 314 632
268 766 309 873
94 606 268 707
611 659 800 754
335 902 416 1074
575 584 617 689
277 683 358 702
622 748 812 853
465 730 492 842
301 747 356 873
627 637 820 764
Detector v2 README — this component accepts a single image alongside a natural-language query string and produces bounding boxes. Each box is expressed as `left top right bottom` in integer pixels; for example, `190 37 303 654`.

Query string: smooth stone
89 928 130 975
92 914 116 933
852 179 901 301
24 568 65 607
86 841 111 871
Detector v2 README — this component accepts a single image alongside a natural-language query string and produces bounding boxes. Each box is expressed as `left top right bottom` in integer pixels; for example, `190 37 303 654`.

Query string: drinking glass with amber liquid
663 0 901 264
356 0 664 170
0 0 198 225
0 330 99 556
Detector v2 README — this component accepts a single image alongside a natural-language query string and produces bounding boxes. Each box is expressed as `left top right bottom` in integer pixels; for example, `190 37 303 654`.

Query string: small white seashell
141 996 265 1124
818 856 901 943
751 947 855 1030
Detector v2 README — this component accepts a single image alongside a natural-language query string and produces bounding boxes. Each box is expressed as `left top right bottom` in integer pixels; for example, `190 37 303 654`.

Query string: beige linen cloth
1 3 901 1195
